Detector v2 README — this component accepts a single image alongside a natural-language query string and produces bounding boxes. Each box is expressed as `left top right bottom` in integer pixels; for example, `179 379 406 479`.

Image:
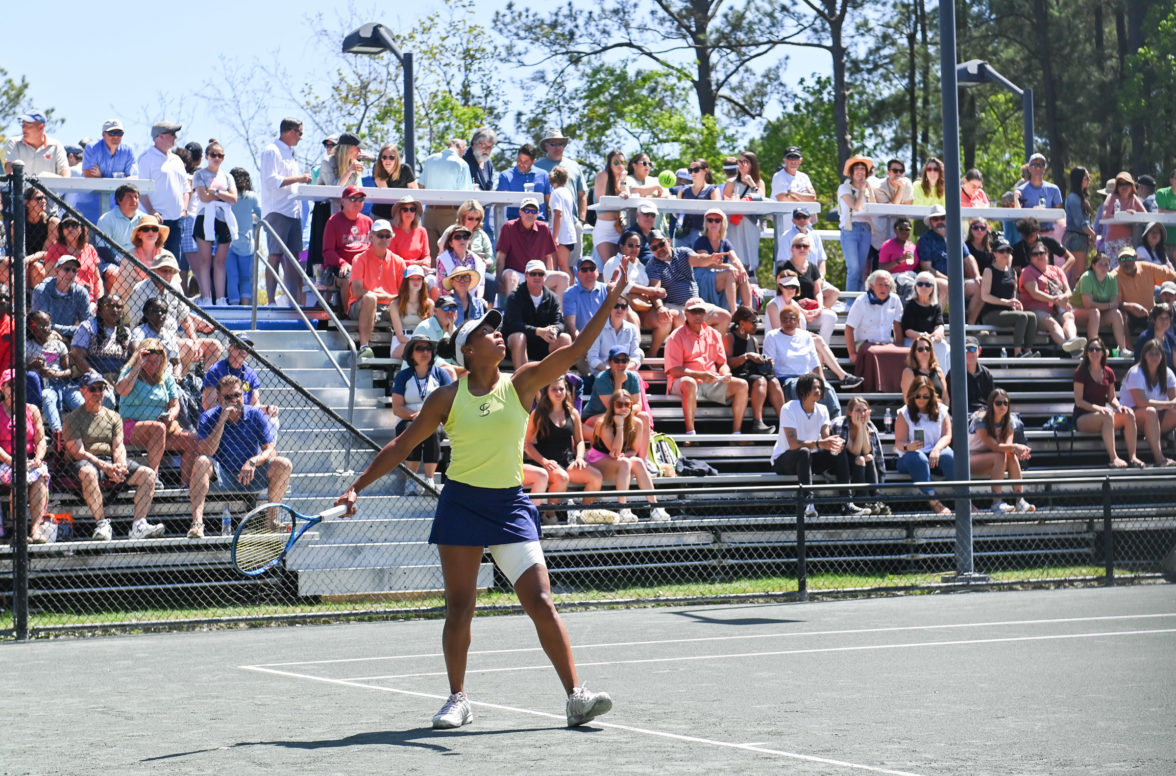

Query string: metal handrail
253 218 359 470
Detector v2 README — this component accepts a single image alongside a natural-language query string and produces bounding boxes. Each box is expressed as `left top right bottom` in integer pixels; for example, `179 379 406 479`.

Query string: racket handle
320 505 348 520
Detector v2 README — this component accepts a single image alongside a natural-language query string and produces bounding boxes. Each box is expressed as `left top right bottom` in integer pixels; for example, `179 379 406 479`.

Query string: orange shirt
346 247 405 310
664 323 726 392
1113 262 1176 311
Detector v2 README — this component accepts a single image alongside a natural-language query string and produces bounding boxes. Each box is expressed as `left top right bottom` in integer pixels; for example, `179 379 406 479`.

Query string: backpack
648 432 681 477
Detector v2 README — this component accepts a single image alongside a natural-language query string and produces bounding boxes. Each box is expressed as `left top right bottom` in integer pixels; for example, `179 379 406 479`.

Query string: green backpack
648 432 681 477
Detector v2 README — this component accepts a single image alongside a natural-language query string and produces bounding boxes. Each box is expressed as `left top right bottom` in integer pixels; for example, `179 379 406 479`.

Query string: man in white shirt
259 118 313 307
4 110 68 178
769 372 865 518
870 158 914 253
770 146 816 202
844 270 904 367
418 138 473 259
762 305 842 416
136 121 188 258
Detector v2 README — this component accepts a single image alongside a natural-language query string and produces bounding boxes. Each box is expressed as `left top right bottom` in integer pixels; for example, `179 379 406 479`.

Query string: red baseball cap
341 185 365 199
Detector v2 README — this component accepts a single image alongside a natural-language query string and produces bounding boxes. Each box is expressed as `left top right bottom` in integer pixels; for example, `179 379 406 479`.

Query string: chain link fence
2 172 1174 639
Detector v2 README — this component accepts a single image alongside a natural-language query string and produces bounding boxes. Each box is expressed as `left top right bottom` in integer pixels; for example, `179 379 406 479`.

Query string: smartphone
913 428 925 445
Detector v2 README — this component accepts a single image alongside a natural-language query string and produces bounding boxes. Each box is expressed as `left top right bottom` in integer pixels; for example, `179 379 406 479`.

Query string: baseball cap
524 259 547 274
18 110 47 124
151 121 182 138
337 132 361 147
577 256 598 270
453 309 503 368
56 254 81 268
792 208 810 219
520 196 540 211
607 346 631 361
778 275 800 288
230 336 255 349
684 296 708 312
102 119 124 134
151 251 181 272
0 368 14 386
648 229 668 244
323 134 340 147
675 168 690 181
993 239 1012 252
64 145 83 156
436 294 458 309
403 265 426 279
371 219 393 234
965 335 980 349
783 146 803 158
341 185 365 199
1028 153 1047 165
1159 281 1176 296
1118 246 1137 261
80 370 108 388
636 201 658 215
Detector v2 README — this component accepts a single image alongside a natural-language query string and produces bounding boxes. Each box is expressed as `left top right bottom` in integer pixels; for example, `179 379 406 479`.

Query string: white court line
341 628 1176 681
251 612 1176 668
241 663 927 776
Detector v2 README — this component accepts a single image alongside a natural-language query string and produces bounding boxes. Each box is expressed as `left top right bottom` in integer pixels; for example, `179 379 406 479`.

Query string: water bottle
1113 198 1121 216
221 507 233 536
1000 346 1008 359
883 407 893 434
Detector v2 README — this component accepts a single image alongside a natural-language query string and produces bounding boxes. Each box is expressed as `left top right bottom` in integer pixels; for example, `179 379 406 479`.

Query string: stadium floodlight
342 23 414 168
956 59 1035 163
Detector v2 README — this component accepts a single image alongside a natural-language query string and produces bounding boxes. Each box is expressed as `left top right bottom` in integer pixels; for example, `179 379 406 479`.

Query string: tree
494 0 809 126
0 69 43 160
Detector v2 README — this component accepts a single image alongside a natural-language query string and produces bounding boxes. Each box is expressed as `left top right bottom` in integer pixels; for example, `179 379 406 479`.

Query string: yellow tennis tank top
443 374 528 488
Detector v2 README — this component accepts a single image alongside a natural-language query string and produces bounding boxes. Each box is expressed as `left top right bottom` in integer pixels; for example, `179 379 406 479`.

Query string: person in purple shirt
186 374 291 538
497 143 551 221
78 119 137 223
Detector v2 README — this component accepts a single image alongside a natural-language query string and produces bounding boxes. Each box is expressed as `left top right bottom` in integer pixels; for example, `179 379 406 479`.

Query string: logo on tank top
479 401 491 416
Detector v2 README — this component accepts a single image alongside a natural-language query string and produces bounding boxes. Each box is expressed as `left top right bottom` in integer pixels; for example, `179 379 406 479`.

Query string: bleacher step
296 563 494 596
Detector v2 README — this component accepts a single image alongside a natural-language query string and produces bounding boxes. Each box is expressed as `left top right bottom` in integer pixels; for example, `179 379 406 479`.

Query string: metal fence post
1102 477 1114 586
10 163 30 641
795 485 807 602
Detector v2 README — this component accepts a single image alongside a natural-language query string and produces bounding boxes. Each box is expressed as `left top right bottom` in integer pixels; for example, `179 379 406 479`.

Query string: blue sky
5 0 831 177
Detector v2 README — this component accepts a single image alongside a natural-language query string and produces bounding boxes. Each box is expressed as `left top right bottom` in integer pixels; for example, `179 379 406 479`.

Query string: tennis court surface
4 585 1173 775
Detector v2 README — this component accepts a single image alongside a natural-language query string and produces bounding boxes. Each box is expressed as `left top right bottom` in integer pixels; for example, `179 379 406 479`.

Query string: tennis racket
231 503 347 576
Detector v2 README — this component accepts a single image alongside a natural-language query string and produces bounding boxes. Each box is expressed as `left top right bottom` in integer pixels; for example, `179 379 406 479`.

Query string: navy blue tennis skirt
429 479 540 547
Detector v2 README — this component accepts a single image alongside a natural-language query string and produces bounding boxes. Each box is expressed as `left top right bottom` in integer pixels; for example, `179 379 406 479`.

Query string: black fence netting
1 172 1173 639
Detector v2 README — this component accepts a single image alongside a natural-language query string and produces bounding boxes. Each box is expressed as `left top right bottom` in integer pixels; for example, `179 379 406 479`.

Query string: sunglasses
527 271 546 277
84 384 106 392
139 225 159 233
926 165 941 171
613 401 633 407
63 223 82 229
915 393 932 400
143 349 164 356
794 213 810 219
452 235 470 242
650 242 667 250
889 167 904 174
439 305 458 312
413 344 435 352
401 206 418 213
689 167 703 174
634 160 651 166
520 207 539 215
464 215 482 223
611 159 626 166
579 265 597 272
614 303 628 310
896 226 911 232
1088 346 1105 352
60 266 79 273
373 232 392 239
106 130 124 137
915 281 933 288
623 242 641 248
451 274 472 282
1031 250 1048 256
1029 162 1046 168
970 224 988 231
930 217 946 223
344 196 365 202
915 345 931 352
995 247 1012 254
705 217 723 224
380 154 398 160
207 152 224 159
222 392 244 400
795 245 811 250
992 400 1009 406
686 307 707 314
965 346 979 353
611 356 630 363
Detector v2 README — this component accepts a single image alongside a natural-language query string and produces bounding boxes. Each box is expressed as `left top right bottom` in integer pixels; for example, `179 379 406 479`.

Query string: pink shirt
390 225 431 268
878 238 918 273
961 187 990 208
1019 262 1068 313
664 323 726 392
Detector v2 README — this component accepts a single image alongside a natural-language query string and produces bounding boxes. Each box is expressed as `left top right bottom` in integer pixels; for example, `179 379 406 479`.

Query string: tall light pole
956 59 1035 163
342 22 415 169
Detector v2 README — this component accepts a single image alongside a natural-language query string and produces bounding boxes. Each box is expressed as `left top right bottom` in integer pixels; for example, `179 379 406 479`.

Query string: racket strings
234 510 292 573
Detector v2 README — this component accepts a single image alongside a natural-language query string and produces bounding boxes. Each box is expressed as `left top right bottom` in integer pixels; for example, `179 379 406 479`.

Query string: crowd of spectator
5 107 1176 538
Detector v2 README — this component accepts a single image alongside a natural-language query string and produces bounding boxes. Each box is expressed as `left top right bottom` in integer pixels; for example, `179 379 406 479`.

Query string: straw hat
131 215 170 246
842 154 874 177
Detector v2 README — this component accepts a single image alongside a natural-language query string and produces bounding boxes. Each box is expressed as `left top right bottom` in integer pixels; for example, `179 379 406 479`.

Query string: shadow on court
672 606 805 627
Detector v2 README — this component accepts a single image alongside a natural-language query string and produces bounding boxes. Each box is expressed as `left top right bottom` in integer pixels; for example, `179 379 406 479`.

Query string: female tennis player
336 255 634 730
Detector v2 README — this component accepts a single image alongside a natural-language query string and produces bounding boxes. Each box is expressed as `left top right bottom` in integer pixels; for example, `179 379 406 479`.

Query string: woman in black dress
525 375 603 519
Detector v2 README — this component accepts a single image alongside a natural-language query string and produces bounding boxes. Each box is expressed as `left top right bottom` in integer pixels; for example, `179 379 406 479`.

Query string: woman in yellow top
337 256 634 731
913 157 946 206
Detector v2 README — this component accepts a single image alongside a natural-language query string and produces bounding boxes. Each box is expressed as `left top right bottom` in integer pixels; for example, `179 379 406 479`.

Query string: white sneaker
566 510 583 525
92 520 113 542
990 500 1015 514
617 508 638 523
566 685 613 727
432 691 473 729
649 507 672 522
32 519 57 544
215 297 229 306
129 519 166 539
1015 498 1037 513
1062 336 1087 355
1118 348 1133 359
804 503 819 519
